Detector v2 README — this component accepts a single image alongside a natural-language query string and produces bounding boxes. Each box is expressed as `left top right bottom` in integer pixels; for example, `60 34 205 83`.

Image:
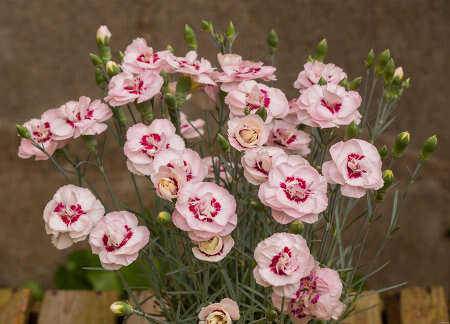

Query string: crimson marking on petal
347 153 367 178
269 246 292 275
103 225 134 252
321 99 342 114
280 177 311 203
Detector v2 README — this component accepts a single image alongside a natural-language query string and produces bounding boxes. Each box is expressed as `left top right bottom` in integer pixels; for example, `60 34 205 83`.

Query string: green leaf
86 270 122 291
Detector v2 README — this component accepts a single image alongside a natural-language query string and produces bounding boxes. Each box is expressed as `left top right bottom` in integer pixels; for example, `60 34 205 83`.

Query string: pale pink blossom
180 112 205 139
268 120 311 156
198 298 240 324
43 185 105 249
241 146 287 185
18 109 64 160
214 53 276 92
322 139 383 198
172 182 237 241
284 99 301 124
225 80 289 123
253 233 315 296
259 156 328 224
166 51 216 86
50 96 112 140
121 38 174 74
227 115 269 151
124 120 185 176
151 165 187 201
272 267 346 322
296 84 362 128
105 71 164 106
89 211 150 270
294 61 347 92
192 235 234 262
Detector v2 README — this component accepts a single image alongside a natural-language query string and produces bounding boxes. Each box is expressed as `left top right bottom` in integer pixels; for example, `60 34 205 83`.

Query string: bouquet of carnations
16 21 437 323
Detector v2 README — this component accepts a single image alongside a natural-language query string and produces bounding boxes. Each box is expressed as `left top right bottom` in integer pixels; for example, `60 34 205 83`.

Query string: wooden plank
399 286 448 324
0 288 32 324
342 292 383 324
127 291 160 324
37 290 119 324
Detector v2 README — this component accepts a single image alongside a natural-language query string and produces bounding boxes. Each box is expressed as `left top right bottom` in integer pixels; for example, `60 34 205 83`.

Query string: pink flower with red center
272 267 346 322
172 182 237 241
293 61 347 93
166 51 216 86
225 80 289 123
124 120 185 176
104 71 164 107
253 233 315 296
296 84 362 128
268 120 311 156
43 185 105 249
241 146 287 185
259 155 328 224
89 211 149 270
121 38 174 74
18 109 65 160
192 235 235 262
198 298 240 324
180 112 205 139
322 139 383 198
227 115 269 151
49 96 112 140
214 53 276 92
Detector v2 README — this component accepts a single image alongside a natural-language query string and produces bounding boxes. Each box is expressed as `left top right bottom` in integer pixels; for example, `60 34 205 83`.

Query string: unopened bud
250 200 265 212
165 93 177 110
393 67 404 80
82 135 97 153
184 24 197 50
119 51 124 63
96 25 111 45
226 21 236 39
136 100 153 125
420 135 437 161
95 67 106 89
217 133 230 152
110 301 133 316
266 309 278 321
306 55 314 63
89 53 103 66
244 107 251 115
157 211 172 224
365 49 375 68
383 58 395 83
392 131 410 158
256 106 267 122
345 121 359 140
349 76 362 90
16 124 31 139
267 29 278 52
166 45 175 54
288 220 304 235
106 61 120 77
201 20 213 32
314 38 328 62
318 77 327 86
402 77 410 89
379 145 388 160
376 170 394 201
375 49 390 75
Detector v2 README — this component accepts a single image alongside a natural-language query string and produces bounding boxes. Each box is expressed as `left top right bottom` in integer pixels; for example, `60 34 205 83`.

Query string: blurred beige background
1 0 449 292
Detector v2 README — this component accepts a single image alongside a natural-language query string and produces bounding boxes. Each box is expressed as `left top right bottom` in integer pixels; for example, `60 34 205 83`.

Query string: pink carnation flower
272 267 346 322
322 139 383 198
296 84 362 128
225 80 289 123
43 185 105 249
253 232 315 296
172 182 237 241
89 211 150 270
214 53 276 92
121 38 174 74
268 120 311 156
284 99 302 125
50 96 112 140
241 146 287 185
198 298 240 324
180 112 205 139
166 51 216 86
192 235 234 262
259 155 328 224
227 115 269 151
294 61 347 92
104 71 164 106
124 120 185 176
18 109 64 160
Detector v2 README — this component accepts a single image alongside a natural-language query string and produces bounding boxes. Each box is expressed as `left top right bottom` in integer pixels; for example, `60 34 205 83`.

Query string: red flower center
32 122 53 143
137 52 160 64
188 196 222 223
270 246 297 275
124 77 144 95
140 133 164 157
54 202 86 226
280 177 311 203
321 99 342 114
102 225 133 252
347 153 366 178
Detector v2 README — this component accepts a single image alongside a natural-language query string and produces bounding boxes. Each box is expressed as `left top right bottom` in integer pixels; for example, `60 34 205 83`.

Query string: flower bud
256 106 268 121
250 200 265 212
420 135 437 161
16 124 30 139
288 220 304 235
345 121 359 140
82 135 97 153
267 29 279 52
376 170 394 201
157 211 172 224
314 38 328 62
349 76 362 90
106 61 120 77
379 145 388 160
110 301 133 316
365 49 375 68
402 77 410 89
96 25 111 45
266 309 278 321
89 53 103 66
339 78 349 90
184 24 197 50
375 49 390 76
392 131 410 158
393 67 404 80
318 77 327 86
166 45 175 54
160 70 169 90
136 100 153 125
165 93 177 110
201 20 213 32
383 58 395 83
217 133 230 152
119 51 124 63
95 67 106 90
226 21 236 39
